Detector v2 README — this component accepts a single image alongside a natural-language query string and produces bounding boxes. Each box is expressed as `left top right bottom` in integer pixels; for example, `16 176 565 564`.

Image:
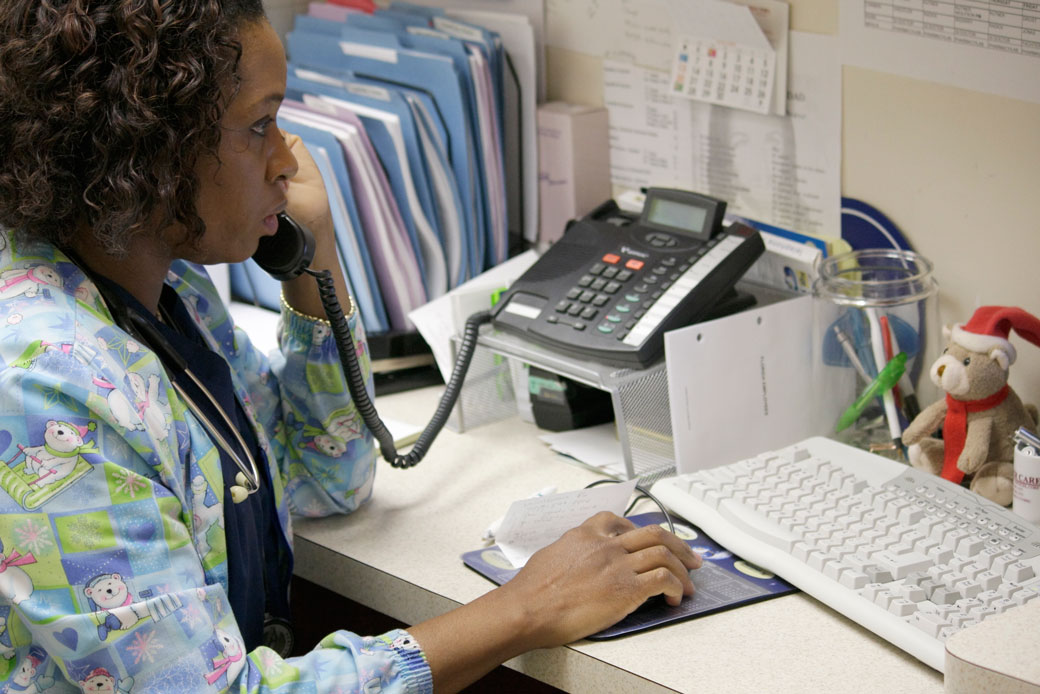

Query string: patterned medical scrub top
0 229 432 693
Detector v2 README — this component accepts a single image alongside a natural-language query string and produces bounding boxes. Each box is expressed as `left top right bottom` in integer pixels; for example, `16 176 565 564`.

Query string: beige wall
545 0 1040 408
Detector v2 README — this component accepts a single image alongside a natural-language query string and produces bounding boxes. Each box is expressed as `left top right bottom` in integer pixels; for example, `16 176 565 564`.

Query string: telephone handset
252 213 317 281
250 213 487 468
491 188 765 367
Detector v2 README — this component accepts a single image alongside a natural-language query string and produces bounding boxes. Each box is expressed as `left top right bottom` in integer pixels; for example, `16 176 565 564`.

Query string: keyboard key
976 571 1002 591
716 498 798 552
874 550 932 580
953 579 982 599
910 611 950 638
956 535 985 556
862 583 886 601
997 582 1023 599
839 570 868 590
889 598 916 617
902 584 927 602
929 586 962 605
1006 562 1036 582
1013 585 1040 605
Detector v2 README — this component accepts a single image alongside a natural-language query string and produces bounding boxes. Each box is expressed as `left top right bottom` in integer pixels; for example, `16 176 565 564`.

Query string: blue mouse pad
461 512 797 639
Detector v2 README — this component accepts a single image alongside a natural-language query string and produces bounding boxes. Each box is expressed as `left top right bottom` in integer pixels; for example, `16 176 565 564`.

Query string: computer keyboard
650 436 1040 673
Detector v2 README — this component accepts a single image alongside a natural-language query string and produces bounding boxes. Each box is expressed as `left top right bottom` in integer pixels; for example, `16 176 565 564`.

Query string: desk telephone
491 188 765 367
250 189 763 467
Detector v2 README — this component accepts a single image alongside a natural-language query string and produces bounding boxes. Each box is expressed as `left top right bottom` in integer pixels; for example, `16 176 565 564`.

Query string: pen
834 326 872 386
879 314 902 413
865 308 904 451
836 352 907 433
886 318 921 422
1014 426 1040 451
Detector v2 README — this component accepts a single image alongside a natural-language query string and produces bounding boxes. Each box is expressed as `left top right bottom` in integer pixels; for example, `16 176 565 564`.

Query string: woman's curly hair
0 0 266 256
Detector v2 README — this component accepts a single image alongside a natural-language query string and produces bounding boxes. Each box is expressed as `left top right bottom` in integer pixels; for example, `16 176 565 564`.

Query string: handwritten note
495 480 637 568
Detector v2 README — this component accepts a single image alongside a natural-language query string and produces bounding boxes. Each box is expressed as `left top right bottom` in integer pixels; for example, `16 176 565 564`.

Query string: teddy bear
901 305 1040 506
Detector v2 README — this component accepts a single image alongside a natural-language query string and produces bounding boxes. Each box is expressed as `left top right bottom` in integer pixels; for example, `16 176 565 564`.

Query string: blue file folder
287 24 486 279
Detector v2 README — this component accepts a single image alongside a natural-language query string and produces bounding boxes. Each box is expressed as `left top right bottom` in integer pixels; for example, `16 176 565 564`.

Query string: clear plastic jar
812 249 941 458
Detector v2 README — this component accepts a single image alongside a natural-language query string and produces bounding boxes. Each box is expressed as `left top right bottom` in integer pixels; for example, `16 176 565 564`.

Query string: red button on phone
602 253 621 264
625 259 644 270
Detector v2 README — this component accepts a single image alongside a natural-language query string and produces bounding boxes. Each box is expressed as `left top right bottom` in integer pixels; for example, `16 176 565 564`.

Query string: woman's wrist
406 583 544 692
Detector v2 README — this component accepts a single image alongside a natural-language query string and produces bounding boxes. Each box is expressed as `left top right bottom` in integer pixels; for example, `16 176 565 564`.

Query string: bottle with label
1013 427 1040 525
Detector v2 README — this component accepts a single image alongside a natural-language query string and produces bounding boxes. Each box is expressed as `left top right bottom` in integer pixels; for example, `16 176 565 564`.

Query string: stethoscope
70 253 262 504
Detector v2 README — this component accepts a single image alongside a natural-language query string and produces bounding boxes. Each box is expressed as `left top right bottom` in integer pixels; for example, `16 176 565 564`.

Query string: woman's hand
500 511 702 649
408 511 701 692
279 131 352 317
283 131 332 232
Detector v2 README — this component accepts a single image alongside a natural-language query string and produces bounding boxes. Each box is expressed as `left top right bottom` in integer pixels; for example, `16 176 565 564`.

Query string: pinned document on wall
604 31 841 240
665 0 789 116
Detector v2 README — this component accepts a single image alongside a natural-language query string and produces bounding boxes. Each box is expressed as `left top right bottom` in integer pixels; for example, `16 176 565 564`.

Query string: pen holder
812 249 940 459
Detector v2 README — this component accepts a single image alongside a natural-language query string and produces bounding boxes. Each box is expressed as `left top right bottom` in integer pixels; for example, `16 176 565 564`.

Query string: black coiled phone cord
308 268 491 468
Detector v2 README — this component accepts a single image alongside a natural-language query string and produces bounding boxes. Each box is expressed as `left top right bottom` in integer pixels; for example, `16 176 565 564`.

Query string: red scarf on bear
942 385 1009 484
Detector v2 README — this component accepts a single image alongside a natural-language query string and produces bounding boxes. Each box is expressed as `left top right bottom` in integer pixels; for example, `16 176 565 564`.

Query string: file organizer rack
447 328 676 484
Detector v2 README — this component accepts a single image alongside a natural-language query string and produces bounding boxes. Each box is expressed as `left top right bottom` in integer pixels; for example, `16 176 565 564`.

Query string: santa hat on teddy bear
948 306 1040 369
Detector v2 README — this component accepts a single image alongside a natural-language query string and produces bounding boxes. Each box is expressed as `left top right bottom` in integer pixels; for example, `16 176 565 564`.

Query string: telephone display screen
645 197 708 235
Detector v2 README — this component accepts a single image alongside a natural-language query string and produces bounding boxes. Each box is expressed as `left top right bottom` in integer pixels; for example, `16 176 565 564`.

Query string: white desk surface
291 385 945 694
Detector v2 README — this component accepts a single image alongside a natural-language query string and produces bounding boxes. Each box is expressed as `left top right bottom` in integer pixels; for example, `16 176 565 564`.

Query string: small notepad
494 480 637 568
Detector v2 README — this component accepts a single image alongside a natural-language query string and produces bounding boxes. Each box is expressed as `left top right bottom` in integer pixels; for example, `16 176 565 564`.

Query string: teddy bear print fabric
0 229 432 693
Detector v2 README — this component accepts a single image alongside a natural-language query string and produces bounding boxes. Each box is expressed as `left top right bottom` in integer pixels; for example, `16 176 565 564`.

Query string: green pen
836 352 907 432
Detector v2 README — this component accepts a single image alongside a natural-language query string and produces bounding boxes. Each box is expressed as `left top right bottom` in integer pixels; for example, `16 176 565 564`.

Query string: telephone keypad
541 232 754 349
550 263 640 333
555 234 750 352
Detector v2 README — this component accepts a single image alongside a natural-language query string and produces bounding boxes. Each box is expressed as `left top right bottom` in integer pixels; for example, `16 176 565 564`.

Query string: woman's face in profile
184 19 298 266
